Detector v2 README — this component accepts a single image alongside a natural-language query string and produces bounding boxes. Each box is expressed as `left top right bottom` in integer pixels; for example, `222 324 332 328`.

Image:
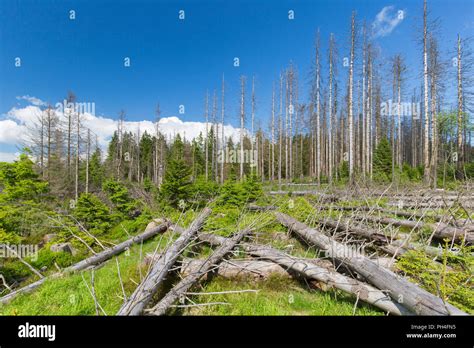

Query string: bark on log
315 218 390 244
321 205 469 226
354 215 473 244
180 259 289 279
268 191 339 202
117 208 211 315
0 220 171 305
169 224 405 314
242 243 411 315
147 228 251 315
247 204 277 211
275 212 467 315
66 221 170 273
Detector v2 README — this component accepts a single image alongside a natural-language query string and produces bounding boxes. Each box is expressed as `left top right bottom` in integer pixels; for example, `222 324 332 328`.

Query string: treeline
20 0 474 201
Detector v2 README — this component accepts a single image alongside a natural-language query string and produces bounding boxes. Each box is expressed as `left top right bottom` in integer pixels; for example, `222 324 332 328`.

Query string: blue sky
0 0 473 160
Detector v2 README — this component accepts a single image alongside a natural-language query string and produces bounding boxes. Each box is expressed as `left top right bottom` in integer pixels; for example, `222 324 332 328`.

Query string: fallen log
180 259 290 279
320 205 470 226
315 218 390 244
0 220 171 305
66 221 170 273
275 212 467 315
169 224 406 314
242 243 411 316
353 215 473 244
147 227 251 315
268 191 339 202
117 208 211 315
246 204 277 211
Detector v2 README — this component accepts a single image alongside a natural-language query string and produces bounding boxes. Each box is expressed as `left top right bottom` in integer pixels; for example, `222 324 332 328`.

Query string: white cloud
372 6 405 38
16 95 47 107
0 152 20 162
0 101 244 162
0 119 28 144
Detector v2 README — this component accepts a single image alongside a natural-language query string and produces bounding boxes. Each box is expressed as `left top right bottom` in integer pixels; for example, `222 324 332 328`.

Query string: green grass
178 276 383 316
0 231 178 315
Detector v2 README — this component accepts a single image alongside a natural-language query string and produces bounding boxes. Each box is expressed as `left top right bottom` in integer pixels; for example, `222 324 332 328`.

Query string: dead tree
240 76 246 181
0 220 171 305
147 227 251 315
117 208 211 315
423 0 431 184
221 74 225 183
348 12 356 185
243 243 410 315
275 212 466 315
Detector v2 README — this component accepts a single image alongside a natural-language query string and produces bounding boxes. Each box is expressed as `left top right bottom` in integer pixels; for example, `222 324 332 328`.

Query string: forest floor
1 183 473 316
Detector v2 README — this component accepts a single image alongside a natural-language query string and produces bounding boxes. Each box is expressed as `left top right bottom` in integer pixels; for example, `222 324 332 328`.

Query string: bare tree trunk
456 34 464 177
328 34 334 184
86 128 90 193
147 227 250 315
423 0 431 185
240 77 245 181
315 31 321 184
212 90 217 181
271 83 275 181
221 74 225 184
75 108 81 200
205 92 209 181
348 12 356 185
154 104 161 185
278 73 283 188
251 76 256 177
275 212 466 315
117 208 211 315
243 243 410 315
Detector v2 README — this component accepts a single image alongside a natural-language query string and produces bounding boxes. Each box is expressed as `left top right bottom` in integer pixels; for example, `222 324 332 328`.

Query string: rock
42 234 57 244
129 209 142 219
50 243 77 256
144 218 165 233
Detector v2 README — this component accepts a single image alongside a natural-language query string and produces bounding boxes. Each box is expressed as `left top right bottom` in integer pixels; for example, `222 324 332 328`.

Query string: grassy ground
0 231 381 315
1 194 472 315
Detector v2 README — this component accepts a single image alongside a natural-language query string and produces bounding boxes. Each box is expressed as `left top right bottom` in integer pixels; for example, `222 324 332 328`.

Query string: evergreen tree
373 138 392 181
160 135 192 207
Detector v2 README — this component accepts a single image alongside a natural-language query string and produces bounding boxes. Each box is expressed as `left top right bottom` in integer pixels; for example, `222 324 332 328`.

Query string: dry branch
242 243 411 316
275 212 467 315
147 227 251 315
117 208 211 315
354 215 473 244
0 220 170 305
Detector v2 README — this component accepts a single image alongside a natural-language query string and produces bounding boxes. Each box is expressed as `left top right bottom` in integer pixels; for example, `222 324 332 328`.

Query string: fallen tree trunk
117 208 211 316
321 205 470 226
353 215 473 244
66 221 170 273
242 243 411 316
275 212 467 315
0 220 171 305
246 204 277 211
268 191 339 202
169 224 405 314
315 218 390 244
180 259 290 279
147 228 251 315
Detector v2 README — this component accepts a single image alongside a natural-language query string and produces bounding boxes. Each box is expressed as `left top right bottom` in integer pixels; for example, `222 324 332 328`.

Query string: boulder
42 234 57 244
144 218 165 233
50 242 77 256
